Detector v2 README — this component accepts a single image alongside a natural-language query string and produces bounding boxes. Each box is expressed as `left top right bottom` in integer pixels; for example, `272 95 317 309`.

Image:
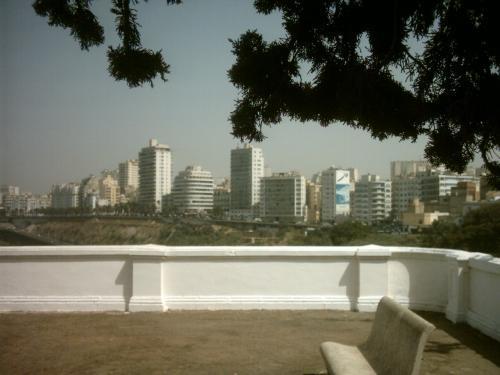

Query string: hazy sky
1 1 481 194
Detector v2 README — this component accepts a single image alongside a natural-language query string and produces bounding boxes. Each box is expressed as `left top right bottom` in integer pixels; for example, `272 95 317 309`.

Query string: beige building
99 175 120 206
390 160 431 179
402 198 449 228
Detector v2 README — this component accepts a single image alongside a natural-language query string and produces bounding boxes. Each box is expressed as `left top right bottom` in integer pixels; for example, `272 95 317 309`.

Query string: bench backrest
361 296 435 375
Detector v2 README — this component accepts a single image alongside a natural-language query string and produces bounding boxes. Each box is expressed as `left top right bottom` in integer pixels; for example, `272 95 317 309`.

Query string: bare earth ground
1 310 499 374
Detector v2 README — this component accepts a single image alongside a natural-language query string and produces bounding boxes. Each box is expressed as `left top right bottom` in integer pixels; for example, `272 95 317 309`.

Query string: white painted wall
0 245 499 341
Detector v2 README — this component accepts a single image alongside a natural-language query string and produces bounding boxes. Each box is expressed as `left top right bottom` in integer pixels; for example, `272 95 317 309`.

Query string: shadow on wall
115 259 132 312
339 258 359 311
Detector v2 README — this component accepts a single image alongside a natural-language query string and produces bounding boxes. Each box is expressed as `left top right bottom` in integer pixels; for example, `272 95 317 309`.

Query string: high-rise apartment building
118 159 139 195
420 173 479 203
261 172 306 223
138 139 172 212
171 166 214 213
352 174 392 224
391 177 422 217
321 167 351 222
230 144 264 219
51 183 80 209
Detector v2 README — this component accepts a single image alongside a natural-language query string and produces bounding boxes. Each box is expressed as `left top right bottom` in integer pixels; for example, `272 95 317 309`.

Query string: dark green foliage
329 221 373 245
229 0 500 184
33 0 179 86
107 46 169 88
33 0 104 50
422 202 500 255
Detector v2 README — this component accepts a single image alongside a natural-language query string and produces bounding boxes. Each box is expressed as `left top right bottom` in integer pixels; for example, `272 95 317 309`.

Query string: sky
0 1 482 194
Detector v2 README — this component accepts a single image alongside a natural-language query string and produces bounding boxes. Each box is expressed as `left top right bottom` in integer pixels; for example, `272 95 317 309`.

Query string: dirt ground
1 310 499 374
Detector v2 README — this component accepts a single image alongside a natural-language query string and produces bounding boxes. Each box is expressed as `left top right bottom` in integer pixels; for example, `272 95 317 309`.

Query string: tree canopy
33 0 181 87
33 0 500 184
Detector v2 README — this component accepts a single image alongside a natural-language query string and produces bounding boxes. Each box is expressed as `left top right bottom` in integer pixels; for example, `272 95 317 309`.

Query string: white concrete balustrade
0 245 499 342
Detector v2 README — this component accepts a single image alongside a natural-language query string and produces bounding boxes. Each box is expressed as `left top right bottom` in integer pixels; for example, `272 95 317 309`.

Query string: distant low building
402 198 449 229
4 193 50 214
390 160 431 180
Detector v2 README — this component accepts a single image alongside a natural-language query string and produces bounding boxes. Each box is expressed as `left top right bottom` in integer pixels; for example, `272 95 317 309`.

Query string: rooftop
1 310 499 374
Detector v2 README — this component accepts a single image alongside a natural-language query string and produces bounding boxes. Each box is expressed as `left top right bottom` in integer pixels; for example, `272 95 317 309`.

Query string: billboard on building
335 170 350 215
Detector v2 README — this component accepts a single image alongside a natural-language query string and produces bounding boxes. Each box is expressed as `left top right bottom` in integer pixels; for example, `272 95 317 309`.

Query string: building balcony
1 245 499 373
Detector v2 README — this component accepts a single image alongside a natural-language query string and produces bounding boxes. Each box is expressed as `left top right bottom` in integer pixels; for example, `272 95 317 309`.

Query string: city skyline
1 1 484 194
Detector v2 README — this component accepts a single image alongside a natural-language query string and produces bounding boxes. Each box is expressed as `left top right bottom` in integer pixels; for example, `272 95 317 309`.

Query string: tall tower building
321 167 351 222
118 159 139 194
138 139 171 212
230 144 264 219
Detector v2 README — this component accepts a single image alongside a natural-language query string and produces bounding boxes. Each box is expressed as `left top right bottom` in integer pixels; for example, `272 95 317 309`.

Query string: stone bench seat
320 296 435 375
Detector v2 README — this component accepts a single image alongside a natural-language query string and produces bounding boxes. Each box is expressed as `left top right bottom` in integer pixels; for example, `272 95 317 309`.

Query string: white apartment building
171 166 214 213
4 193 50 214
118 159 139 194
261 172 306 223
138 139 171 212
0 185 20 207
51 183 80 209
420 173 479 202
230 144 264 219
321 167 351 222
352 174 392 224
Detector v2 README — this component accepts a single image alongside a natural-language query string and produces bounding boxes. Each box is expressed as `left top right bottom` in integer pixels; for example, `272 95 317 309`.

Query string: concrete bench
320 296 435 375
